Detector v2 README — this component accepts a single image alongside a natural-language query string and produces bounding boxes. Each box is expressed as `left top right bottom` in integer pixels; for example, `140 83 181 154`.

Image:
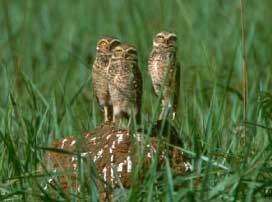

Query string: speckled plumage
148 31 180 120
108 44 142 126
92 37 121 122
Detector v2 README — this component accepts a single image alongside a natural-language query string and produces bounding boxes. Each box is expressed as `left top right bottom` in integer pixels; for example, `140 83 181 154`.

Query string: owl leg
104 106 109 122
113 105 122 127
118 119 122 128
112 115 116 123
159 99 166 120
171 111 176 120
127 117 131 129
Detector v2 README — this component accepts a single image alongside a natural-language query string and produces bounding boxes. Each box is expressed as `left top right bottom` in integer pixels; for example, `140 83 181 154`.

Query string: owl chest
110 65 131 86
152 58 169 81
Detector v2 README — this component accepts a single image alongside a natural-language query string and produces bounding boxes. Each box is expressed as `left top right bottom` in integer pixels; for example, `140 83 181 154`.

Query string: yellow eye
157 36 164 43
100 41 107 47
114 49 123 55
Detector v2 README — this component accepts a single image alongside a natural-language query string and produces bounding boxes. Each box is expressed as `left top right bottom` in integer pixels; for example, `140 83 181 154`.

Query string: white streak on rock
116 133 124 144
61 139 68 149
133 133 141 142
93 150 103 162
48 178 53 184
97 149 103 158
70 140 76 146
106 134 112 140
150 145 157 153
90 137 97 142
112 141 116 149
72 156 77 162
102 167 107 181
110 167 114 185
86 133 91 138
127 156 132 173
117 162 124 172
184 162 193 172
81 152 89 157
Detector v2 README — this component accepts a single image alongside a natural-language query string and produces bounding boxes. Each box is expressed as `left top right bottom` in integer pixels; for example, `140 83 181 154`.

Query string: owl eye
114 49 123 56
157 36 165 43
100 41 107 47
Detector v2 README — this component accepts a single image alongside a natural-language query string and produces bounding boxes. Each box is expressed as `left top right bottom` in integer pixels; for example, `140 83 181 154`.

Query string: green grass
1 0 272 201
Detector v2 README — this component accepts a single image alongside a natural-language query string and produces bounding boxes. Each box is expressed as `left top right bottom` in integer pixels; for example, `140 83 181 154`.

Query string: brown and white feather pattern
108 44 142 124
92 37 121 122
148 31 180 119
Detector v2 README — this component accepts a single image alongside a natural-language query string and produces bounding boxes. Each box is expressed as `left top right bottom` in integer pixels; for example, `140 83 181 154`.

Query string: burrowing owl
148 31 180 120
108 44 142 127
92 37 121 122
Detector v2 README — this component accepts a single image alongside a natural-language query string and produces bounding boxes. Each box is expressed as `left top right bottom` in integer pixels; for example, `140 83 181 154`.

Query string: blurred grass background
0 0 272 201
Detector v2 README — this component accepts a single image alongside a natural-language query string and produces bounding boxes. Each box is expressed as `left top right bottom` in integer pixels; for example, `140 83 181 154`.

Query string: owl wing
173 61 181 115
133 63 143 106
148 49 161 96
92 61 103 109
130 62 143 122
147 49 155 74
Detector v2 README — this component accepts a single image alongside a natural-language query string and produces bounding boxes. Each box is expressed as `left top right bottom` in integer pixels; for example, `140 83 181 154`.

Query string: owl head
112 44 138 61
153 31 177 49
96 37 121 54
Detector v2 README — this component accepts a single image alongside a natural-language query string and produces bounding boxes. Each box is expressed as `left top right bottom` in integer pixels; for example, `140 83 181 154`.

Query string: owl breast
149 53 174 95
92 60 111 106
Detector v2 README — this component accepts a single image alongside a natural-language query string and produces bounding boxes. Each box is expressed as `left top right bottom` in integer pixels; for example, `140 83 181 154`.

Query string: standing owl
108 44 142 127
148 31 180 120
92 37 121 122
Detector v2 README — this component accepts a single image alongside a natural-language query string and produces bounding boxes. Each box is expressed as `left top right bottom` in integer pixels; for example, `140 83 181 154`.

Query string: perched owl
148 31 180 120
92 37 121 122
108 44 142 127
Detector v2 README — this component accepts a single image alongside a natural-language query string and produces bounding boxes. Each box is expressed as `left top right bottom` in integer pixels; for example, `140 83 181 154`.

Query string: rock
41 123 192 201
